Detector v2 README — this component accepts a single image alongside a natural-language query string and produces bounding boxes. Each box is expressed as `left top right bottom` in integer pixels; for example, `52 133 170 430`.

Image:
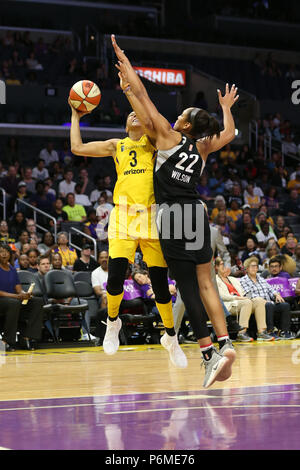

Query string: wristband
123 86 131 93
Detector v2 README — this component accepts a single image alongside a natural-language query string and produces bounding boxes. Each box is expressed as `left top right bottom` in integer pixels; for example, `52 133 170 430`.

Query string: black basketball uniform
154 134 213 265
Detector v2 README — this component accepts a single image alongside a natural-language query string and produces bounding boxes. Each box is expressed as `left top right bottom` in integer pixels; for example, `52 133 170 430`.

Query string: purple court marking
0 384 300 450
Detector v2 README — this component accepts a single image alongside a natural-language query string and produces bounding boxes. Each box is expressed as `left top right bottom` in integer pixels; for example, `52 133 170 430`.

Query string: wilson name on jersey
113 135 157 207
154 134 205 205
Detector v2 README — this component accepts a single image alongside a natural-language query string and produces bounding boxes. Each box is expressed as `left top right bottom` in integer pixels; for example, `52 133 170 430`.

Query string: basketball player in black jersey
112 35 239 388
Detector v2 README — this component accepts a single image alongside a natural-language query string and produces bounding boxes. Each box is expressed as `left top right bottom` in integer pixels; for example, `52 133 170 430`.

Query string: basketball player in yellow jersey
69 101 187 368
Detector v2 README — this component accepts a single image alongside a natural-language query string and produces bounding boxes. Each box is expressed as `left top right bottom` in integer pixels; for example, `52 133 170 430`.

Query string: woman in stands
0 243 44 351
112 35 239 388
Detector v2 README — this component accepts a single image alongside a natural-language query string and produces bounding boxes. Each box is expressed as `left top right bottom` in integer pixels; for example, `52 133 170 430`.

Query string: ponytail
188 108 220 140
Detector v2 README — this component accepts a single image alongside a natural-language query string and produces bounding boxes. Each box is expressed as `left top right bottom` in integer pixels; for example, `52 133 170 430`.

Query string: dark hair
187 108 221 140
37 254 50 265
26 248 40 257
0 242 14 264
269 256 282 267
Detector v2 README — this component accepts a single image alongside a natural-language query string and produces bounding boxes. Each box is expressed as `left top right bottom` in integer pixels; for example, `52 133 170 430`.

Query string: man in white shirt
39 142 59 167
90 177 113 205
32 159 49 181
256 221 277 248
58 169 76 198
74 183 91 207
91 250 108 308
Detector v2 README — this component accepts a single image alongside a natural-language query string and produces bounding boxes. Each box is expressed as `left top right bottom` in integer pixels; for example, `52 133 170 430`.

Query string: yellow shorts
108 205 167 268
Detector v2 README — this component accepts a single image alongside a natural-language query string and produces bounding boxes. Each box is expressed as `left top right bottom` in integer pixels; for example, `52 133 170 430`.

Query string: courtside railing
68 226 97 260
0 188 6 221
14 199 57 242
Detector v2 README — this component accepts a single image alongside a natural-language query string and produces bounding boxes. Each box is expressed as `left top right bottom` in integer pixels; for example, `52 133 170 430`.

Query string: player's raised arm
112 35 173 140
69 100 119 157
198 84 239 157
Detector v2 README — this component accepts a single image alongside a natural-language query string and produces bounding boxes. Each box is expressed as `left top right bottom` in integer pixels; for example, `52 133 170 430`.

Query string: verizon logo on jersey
133 67 186 86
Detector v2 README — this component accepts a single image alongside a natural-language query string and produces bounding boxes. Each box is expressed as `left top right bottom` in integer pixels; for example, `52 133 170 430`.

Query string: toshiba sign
133 67 186 86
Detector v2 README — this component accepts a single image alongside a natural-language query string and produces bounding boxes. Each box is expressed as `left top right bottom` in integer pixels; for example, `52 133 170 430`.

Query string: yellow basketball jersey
113 135 156 208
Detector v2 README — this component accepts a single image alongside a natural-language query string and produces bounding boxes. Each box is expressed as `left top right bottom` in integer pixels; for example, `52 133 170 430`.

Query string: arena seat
43 270 90 342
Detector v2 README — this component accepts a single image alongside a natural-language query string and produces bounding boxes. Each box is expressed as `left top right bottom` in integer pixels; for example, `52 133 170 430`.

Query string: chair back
73 271 92 285
18 270 44 297
74 280 94 298
44 270 76 299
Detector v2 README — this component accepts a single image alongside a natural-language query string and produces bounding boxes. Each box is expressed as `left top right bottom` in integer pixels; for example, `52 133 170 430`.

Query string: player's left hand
217 83 239 109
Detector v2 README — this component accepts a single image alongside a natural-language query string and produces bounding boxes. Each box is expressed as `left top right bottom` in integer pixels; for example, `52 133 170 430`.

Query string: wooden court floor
1 339 300 401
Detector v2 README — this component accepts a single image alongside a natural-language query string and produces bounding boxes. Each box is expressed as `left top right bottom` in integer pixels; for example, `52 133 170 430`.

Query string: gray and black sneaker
202 348 229 389
237 330 254 342
278 331 296 340
218 339 236 382
257 330 275 341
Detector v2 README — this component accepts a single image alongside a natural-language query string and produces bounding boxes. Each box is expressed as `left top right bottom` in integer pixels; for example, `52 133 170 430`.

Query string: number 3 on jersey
129 150 137 167
175 152 199 174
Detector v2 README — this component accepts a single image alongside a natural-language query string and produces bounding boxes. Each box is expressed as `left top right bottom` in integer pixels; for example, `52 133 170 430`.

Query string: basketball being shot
0 0 299 454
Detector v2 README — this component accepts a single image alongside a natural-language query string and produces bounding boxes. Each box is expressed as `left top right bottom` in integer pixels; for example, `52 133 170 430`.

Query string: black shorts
156 200 213 265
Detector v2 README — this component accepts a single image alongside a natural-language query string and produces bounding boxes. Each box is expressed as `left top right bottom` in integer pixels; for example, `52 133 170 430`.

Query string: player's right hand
68 98 91 119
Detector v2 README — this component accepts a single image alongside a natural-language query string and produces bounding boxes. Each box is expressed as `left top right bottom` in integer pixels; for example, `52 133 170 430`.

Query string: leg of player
149 266 188 368
196 262 236 381
166 259 229 388
103 257 128 355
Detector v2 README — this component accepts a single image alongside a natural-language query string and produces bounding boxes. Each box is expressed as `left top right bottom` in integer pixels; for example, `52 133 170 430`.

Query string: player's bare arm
69 100 119 157
197 84 239 159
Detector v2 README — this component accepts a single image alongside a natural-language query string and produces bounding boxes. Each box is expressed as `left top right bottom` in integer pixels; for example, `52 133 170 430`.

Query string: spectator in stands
30 180 55 214
256 221 277 249
59 140 73 166
210 195 226 222
244 160 258 181
240 257 293 340
63 193 87 223
50 197 68 231
39 141 59 168
1 165 19 199
73 244 99 272
0 243 44 351
282 135 298 156
278 230 298 250
14 181 30 214
50 252 66 270
27 248 39 273
15 230 29 252
91 250 109 308
95 193 113 221
262 241 280 271
50 161 64 182
255 207 275 230
226 200 243 223
26 51 43 71
274 215 286 239
36 254 51 284
196 174 213 201
264 256 291 279
214 212 231 245
287 171 300 194
241 238 262 264
32 158 49 181
215 257 268 342
52 231 77 270
18 253 30 271
38 231 55 255
236 144 252 164
293 243 300 276
8 211 26 240
3 137 20 166
220 144 237 165
78 168 94 197
74 183 91 207
84 208 98 240
243 183 261 209
22 167 36 194
90 177 113 205
271 166 287 188
289 164 300 182
264 187 279 210
44 177 56 198
58 169 76 198
227 183 244 207
208 168 225 195
281 237 297 257
0 220 16 244
234 223 258 250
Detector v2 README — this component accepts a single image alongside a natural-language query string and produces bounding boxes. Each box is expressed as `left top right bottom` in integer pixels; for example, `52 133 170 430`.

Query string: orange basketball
69 80 101 112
